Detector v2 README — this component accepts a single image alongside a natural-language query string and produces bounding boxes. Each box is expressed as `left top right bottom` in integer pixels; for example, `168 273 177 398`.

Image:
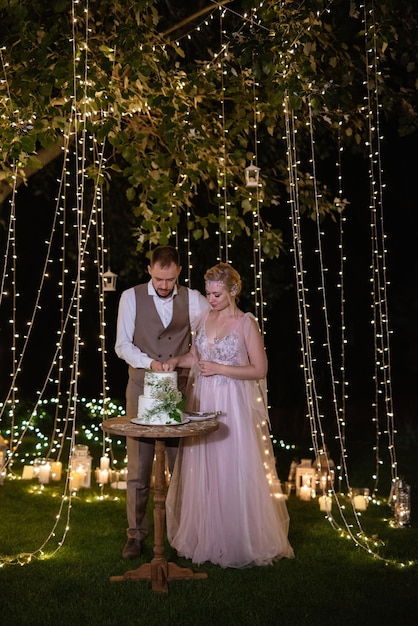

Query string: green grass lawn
1 475 418 626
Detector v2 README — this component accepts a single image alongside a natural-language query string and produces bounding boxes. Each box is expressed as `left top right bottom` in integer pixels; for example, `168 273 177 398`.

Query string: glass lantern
394 479 411 527
102 268 118 292
244 162 260 188
70 444 92 489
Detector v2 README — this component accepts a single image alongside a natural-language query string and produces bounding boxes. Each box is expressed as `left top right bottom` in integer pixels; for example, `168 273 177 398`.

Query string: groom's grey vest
128 283 191 392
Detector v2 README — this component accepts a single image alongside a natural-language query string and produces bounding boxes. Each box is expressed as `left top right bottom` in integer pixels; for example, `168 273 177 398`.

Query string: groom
115 245 210 558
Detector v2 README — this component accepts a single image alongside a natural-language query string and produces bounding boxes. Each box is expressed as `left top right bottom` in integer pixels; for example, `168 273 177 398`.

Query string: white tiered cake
136 370 183 425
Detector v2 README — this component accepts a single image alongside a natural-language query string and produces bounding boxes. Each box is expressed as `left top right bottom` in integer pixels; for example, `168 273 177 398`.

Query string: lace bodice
195 326 241 365
194 311 257 368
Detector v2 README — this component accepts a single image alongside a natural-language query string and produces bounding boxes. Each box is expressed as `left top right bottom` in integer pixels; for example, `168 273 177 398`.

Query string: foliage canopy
0 0 417 259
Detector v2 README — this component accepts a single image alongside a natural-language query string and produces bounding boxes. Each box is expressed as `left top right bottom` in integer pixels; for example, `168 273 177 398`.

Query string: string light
335 114 348 490
282 1 405 561
248 63 265 334
218 8 229 263
0 0 118 565
363 1 398 497
283 78 411 564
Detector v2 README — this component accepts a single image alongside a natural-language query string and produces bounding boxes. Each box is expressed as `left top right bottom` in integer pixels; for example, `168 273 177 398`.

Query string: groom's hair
151 245 180 268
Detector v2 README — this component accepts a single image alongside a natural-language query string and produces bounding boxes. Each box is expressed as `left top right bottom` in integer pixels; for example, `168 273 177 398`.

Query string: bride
164 262 294 568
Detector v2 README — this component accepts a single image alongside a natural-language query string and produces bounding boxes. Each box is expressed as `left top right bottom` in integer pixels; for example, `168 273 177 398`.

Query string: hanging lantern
244 161 260 188
102 267 118 292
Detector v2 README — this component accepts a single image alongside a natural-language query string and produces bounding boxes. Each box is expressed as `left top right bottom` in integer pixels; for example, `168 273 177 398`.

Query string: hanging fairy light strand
217 7 229 263
0 0 117 465
283 97 364 556
44 159 69 463
69 0 119 474
0 0 83 565
363 1 398 496
184 205 192 287
284 93 412 566
306 100 351 491
0 0 122 565
283 97 321 455
91 137 118 471
249 57 265 333
0 156 69 426
0 126 82 484
335 115 348 489
0 48 41 457
0 173 18 457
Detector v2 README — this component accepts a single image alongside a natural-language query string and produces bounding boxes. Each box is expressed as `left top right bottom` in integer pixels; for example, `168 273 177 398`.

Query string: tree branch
162 0 232 37
0 140 64 207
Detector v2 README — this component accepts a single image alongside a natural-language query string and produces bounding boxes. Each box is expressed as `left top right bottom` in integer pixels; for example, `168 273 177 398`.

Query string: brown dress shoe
122 538 142 559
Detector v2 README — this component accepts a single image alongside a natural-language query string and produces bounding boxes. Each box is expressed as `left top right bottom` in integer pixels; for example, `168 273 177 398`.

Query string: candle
96 468 109 484
50 461 62 481
71 469 85 490
70 459 92 488
319 495 332 512
38 463 51 484
109 470 120 485
70 446 92 488
300 485 311 501
302 473 312 487
22 465 34 479
100 456 110 470
353 494 368 511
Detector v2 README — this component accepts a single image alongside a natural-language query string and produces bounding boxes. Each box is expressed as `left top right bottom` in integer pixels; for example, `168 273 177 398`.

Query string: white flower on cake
138 371 185 425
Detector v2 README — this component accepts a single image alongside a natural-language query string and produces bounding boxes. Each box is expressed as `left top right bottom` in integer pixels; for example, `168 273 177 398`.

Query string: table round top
101 415 219 439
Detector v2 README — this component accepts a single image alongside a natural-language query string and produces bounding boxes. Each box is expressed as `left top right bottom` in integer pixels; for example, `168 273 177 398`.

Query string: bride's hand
198 360 219 376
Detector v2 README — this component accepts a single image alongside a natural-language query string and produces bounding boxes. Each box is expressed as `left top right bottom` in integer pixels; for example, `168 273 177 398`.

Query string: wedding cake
136 370 184 425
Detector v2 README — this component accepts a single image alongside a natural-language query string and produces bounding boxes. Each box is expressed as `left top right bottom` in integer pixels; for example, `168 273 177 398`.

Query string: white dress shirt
115 280 210 369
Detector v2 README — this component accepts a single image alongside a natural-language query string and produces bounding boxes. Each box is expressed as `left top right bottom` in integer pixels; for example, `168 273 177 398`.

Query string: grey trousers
125 377 178 540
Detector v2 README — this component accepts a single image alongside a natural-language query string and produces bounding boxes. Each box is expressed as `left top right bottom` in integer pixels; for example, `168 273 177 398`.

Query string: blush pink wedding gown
166 311 294 568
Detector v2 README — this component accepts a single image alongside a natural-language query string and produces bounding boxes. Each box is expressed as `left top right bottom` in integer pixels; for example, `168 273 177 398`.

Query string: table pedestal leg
110 439 207 593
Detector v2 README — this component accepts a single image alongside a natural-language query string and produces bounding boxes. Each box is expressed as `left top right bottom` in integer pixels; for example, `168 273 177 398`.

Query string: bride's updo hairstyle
204 262 242 298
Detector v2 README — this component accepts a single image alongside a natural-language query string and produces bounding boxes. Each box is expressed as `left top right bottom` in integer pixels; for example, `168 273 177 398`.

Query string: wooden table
101 415 219 593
